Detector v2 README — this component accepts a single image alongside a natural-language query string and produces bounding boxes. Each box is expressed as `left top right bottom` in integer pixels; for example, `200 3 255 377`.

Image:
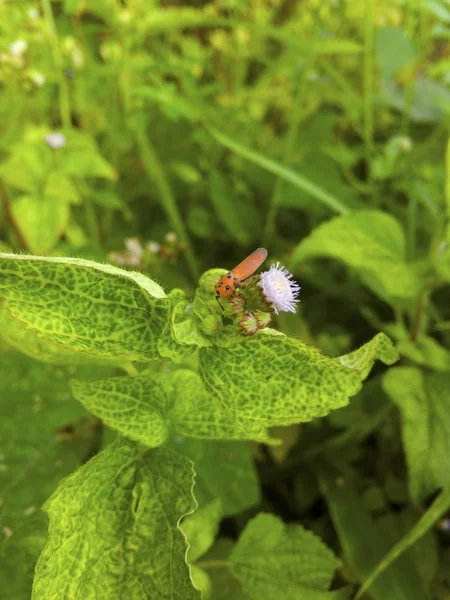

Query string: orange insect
215 248 268 298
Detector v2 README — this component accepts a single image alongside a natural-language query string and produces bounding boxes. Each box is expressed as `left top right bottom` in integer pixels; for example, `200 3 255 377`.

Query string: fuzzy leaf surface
199 332 397 430
71 368 273 445
0 352 109 599
32 438 200 600
0 253 168 362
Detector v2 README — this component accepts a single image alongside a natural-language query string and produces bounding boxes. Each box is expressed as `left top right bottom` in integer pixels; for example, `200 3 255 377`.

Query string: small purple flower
258 262 300 314
45 132 66 149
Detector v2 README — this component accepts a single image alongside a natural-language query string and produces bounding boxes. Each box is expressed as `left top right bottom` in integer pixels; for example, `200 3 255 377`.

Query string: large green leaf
71 368 272 444
0 254 168 362
292 210 422 299
382 367 450 503
199 332 397 430
319 471 431 600
10 195 70 254
0 351 108 599
182 498 223 563
228 513 340 600
375 27 418 77
172 438 260 516
0 309 121 366
32 438 200 599
70 373 171 448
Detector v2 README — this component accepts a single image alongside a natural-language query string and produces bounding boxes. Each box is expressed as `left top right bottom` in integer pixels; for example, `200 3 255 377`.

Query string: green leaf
382 367 450 503
279 151 360 213
336 332 398 379
228 513 340 600
70 374 170 448
33 439 200 599
292 210 422 300
172 438 260 516
356 483 450 599
60 150 117 180
375 27 418 78
396 334 450 371
208 127 350 215
10 195 70 254
319 470 431 600
157 294 212 363
0 253 168 362
0 309 120 366
71 368 272 445
182 498 223 562
0 352 107 599
199 539 252 600
425 0 450 22
44 171 80 205
199 332 396 431
0 144 50 194
92 190 129 213
381 78 450 123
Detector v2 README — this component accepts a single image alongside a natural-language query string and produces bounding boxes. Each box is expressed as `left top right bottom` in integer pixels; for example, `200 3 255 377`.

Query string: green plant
2 0 450 598
0 251 396 598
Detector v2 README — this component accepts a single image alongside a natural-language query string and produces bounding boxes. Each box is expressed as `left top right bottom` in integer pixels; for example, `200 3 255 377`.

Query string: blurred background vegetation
2 0 449 299
2 0 450 597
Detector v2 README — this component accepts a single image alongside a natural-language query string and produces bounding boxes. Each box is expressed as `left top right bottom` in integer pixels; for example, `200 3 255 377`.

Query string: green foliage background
1 0 450 598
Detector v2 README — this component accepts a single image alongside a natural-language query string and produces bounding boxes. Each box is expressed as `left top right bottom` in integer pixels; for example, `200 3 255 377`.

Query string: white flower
9 39 28 57
146 241 160 254
45 132 66 149
125 237 143 260
165 231 176 244
71 47 85 69
27 8 40 19
258 262 300 314
30 71 45 86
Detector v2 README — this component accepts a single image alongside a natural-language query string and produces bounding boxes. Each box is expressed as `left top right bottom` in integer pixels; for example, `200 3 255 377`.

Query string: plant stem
41 0 71 129
410 288 428 342
406 192 417 260
83 196 100 245
363 0 374 194
133 128 199 281
410 219 448 341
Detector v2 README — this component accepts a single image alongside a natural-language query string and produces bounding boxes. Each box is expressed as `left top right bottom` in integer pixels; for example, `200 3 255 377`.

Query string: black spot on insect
225 285 231 290
227 273 232 279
